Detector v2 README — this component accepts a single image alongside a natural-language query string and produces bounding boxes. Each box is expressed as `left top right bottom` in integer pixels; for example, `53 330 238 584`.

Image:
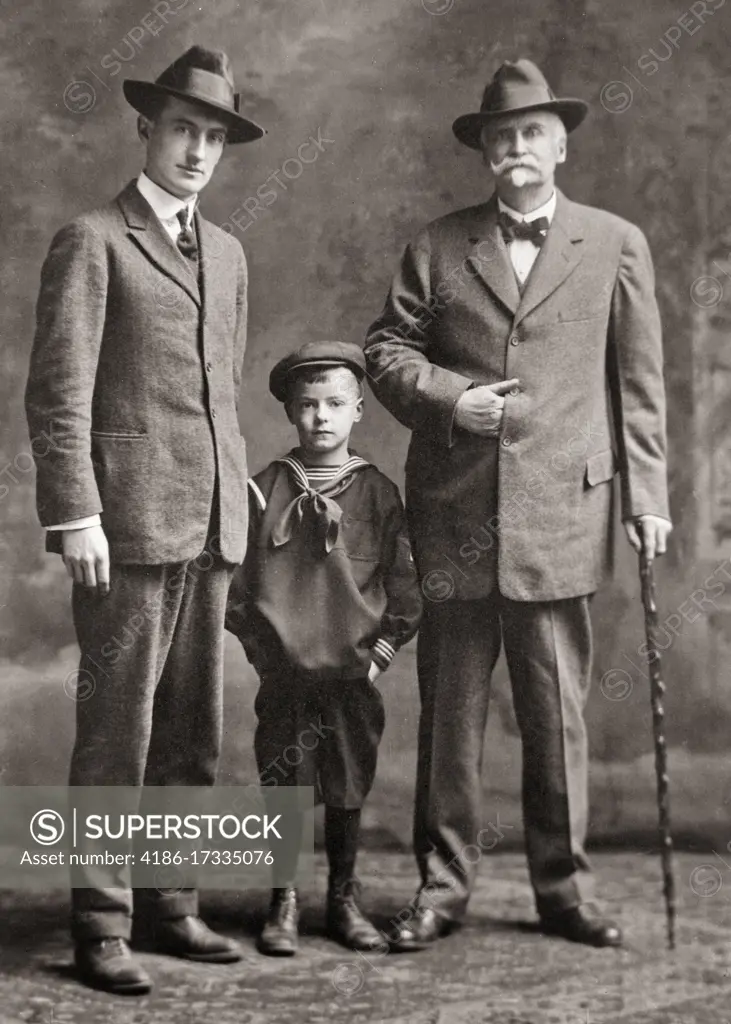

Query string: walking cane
639 537 676 950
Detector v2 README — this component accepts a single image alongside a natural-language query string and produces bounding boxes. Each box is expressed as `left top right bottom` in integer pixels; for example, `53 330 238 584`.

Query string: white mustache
489 156 539 175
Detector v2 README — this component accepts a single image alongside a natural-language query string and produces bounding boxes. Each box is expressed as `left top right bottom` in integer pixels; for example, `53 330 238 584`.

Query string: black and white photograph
1 0 730 1020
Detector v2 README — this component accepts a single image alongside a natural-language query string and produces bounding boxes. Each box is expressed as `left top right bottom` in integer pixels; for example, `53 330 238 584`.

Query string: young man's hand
368 661 383 685
62 525 110 595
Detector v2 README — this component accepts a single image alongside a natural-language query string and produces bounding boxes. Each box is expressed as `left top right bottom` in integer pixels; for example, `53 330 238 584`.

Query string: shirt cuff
46 514 102 532
371 639 397 673
445 380 476 448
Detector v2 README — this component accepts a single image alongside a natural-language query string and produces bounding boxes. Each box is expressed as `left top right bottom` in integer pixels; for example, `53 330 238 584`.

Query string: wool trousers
413 593 594 921
68 548 234 941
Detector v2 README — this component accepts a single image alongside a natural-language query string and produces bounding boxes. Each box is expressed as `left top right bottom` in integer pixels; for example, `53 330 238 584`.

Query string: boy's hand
368 661 383 685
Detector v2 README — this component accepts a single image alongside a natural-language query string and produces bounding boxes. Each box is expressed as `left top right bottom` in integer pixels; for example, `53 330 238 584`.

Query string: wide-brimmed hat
123 46 265 145
270 342 366 402
452 59 588 150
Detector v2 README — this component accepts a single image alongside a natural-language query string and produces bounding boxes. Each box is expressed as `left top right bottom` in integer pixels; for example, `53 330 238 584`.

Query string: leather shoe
75 937 152 996
326 880 385 952
540 905 623 947
258 887 299 956
388 906 455 953
152 916 243 963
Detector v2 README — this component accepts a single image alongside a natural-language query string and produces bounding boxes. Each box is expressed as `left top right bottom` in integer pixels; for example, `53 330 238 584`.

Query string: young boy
226 341 422 956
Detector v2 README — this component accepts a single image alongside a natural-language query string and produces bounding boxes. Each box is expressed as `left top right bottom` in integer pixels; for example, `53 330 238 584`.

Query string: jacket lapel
117 181 201 308
466 198 520 315
513 190 585 325
196 211 222 315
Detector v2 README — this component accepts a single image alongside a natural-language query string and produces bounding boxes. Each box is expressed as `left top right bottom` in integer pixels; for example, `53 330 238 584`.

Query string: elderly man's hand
454 379 520 437
624 515 672 561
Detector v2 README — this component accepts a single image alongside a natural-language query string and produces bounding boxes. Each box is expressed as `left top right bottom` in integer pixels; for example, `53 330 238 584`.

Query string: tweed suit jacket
365 191 668 602
25 181 249 565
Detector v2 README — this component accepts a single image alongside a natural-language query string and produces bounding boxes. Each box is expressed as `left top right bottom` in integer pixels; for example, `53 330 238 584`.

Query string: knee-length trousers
254 670 385 810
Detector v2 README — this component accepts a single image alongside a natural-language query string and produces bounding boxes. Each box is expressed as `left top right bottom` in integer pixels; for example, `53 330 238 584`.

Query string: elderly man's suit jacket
25 181 248 565
365 191 668 602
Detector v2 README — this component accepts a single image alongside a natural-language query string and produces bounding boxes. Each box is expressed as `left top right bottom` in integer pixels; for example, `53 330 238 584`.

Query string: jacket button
211 408 217 419
502 436 512 447
509 334 520 346
509 386 520 397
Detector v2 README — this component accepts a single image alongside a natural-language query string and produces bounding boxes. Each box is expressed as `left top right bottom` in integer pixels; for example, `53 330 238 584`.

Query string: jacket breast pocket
558 308 607 324
585 449 616 488
558 292 609 323
340 514 379 561
90 430 148 440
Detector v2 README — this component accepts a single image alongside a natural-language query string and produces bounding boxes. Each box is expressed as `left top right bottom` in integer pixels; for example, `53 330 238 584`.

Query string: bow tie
498 211 550 247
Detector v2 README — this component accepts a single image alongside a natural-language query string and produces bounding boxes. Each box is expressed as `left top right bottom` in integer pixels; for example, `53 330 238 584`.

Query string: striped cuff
371 638 397 672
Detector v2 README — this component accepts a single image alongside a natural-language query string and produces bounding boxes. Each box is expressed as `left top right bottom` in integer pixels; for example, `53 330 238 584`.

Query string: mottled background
2 0 731 851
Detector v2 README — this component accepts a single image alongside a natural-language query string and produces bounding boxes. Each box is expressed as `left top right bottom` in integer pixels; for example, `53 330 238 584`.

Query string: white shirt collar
497 190 556 225
136 171 197 228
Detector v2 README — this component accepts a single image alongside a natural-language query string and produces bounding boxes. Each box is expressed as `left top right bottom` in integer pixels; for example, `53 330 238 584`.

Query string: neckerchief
271 451 370 556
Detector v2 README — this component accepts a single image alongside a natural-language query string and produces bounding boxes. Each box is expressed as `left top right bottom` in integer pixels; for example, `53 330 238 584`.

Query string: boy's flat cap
269 341 366 401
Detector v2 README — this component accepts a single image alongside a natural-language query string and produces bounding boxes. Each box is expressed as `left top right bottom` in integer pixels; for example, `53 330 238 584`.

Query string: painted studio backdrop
1 0 730 849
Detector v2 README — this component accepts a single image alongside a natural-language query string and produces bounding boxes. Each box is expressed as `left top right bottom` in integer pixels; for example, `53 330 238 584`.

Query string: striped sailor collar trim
276 449 370 491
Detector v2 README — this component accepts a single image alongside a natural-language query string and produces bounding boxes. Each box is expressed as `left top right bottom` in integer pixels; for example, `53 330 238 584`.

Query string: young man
226 341 422 957
25 47 265 994
365 59 672 951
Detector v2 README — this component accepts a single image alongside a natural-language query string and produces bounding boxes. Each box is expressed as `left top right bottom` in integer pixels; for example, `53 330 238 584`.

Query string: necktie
498 211 550 247
176 208 198 263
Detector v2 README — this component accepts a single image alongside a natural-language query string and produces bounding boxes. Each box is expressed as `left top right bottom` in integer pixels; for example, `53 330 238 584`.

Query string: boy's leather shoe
153 916 243 962
258 887 299 956
388 906 456 953
75 937 152 996
539 905 623 947
326 880 385 952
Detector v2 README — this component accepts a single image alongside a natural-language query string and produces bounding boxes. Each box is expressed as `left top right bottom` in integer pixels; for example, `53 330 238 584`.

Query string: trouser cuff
71 911 132 942
134 886 199 921
146 890 198 921
534 873 593 918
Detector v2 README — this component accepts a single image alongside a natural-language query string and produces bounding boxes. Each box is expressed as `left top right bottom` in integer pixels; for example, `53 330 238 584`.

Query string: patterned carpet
2 852 731 1024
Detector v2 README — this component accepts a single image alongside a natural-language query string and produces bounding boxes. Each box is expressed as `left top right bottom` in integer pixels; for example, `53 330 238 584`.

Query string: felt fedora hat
452 58 588 150
269 342 366 402
123 46 265 144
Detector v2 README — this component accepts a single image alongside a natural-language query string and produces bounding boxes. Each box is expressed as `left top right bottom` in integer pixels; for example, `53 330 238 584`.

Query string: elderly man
26 47 264 993
365 58 671 951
